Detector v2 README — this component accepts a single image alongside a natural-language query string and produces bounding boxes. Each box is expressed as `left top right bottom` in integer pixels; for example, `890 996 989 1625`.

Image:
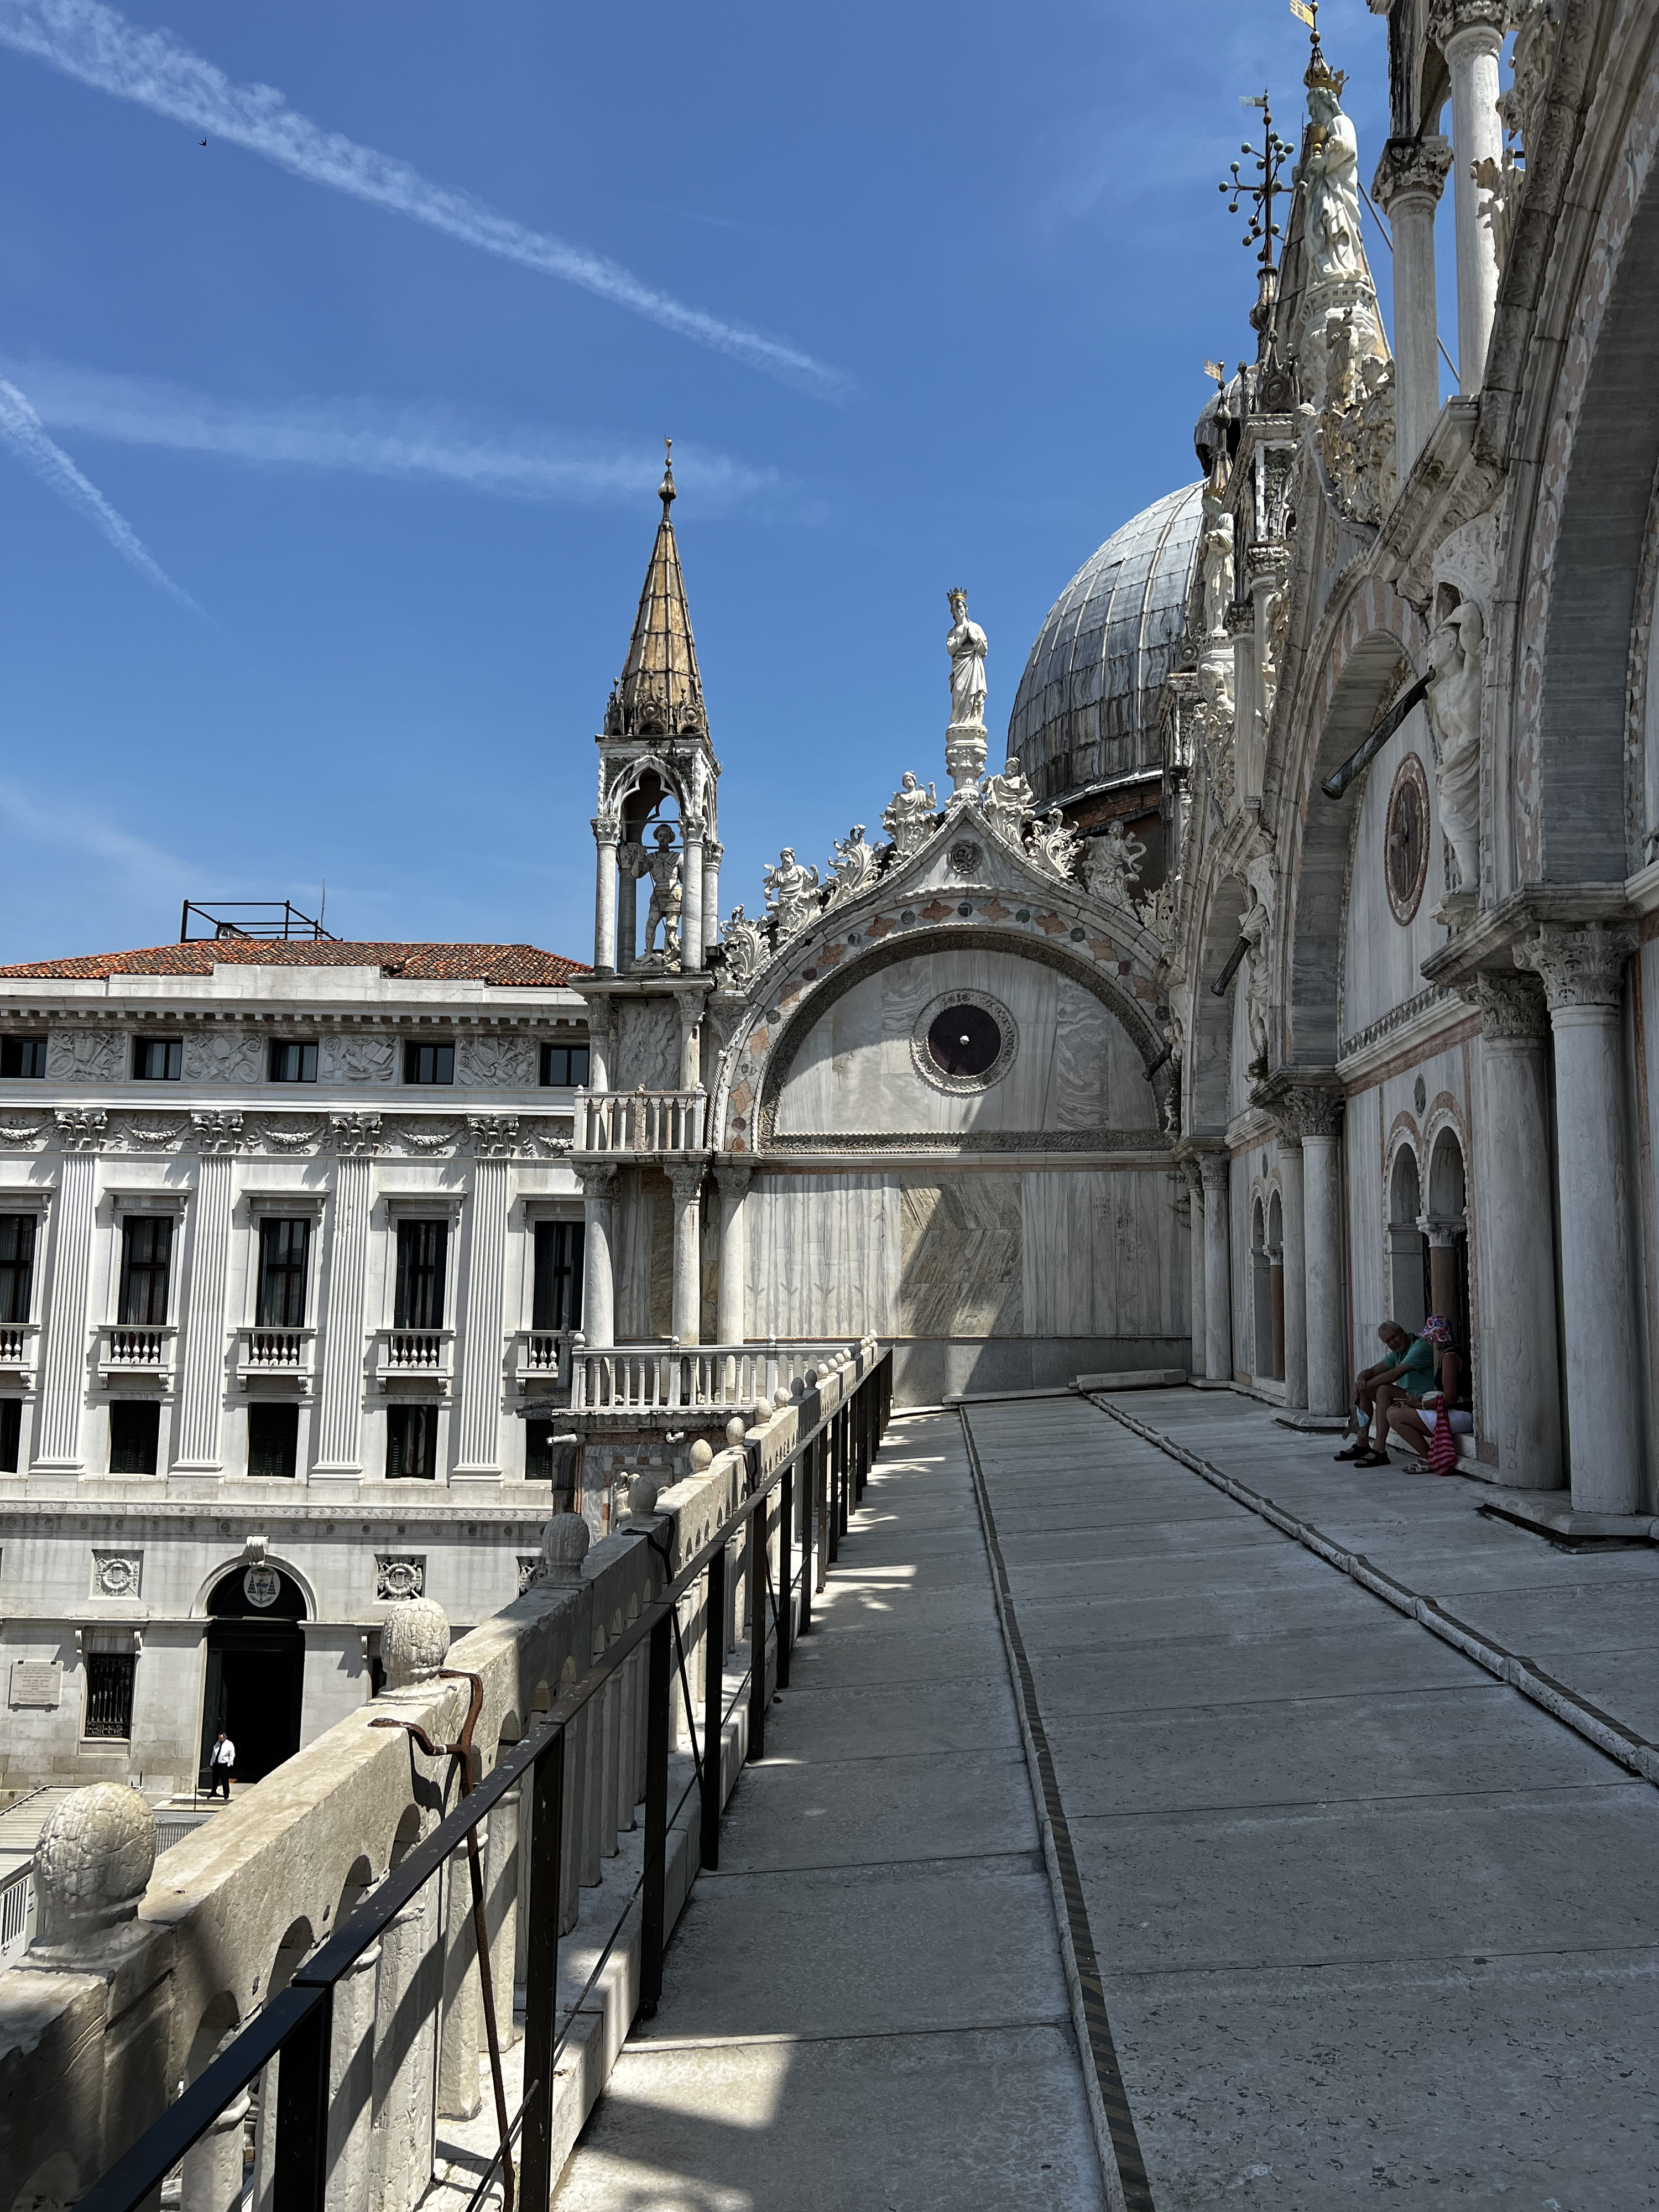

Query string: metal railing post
747 1495 768 1763
700 1545 727 1871
799 1444 815 1630
519 1728 565 2212
639 1610 672 2020
778 1464 793 1684
272 1985 331 2211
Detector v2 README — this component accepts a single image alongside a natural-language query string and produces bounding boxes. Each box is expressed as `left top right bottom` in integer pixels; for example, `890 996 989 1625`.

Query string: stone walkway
551 1390 1659 2210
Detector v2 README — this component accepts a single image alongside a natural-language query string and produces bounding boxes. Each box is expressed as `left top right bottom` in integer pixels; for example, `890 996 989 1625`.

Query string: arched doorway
199 1566 307 1791
1387 1146 1427 1337
1251 1198 1273 1381
1426 1128 1473 1378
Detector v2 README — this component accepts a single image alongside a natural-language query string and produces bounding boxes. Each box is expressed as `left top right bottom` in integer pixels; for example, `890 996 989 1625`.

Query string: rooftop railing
574 1087 706 1155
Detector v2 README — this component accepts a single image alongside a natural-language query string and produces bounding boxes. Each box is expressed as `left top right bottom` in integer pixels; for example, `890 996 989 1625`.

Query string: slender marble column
592 815 619 975
453 1120 516 1481
617 847 640 974
34 1110 104 1472
586 999 614 1092
1517 926 1642 1512
326 1938 380 2212
172 1113 242 1473
1198 1152 1232 1382
437 1835 483 2119
715 1160 751 1347
1373 137 1453 478
1277 1132 1308 1409
313 1115 379 1479
576 1165 616 1350
486 1781 519 2050
369 1888 440 2212
1295 1089 1348 1416
1182 1164 1206 1378
677 997 701 1089
181 2090 249 2212
1444 4 1506 390
680 816 705 974
702 836 723 957
669 1164 703 1347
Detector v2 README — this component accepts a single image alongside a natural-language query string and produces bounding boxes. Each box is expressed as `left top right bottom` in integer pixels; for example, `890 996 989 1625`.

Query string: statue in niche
718 905 769 987
1080 820 1147 907
825 826 879 902
1239 855 1275 1077
640 823 684 964
1026 806 1082 880
1304 65 1363 288
1199 480 1235 638
945 589 989 729
763 848 821 938
882 771 938 857
981 755 1036 842
1425 598 1485 892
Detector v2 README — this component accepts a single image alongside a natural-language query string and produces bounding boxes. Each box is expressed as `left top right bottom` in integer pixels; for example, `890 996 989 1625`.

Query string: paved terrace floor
551 1391 1659 2210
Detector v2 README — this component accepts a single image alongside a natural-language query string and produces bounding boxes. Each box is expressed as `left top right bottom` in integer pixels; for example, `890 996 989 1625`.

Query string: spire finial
659 435 675 514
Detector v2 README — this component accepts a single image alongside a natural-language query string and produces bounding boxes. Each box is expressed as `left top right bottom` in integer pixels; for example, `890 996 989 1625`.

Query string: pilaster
35 1109 105 1473
170 1112 243 1474
313 1114 380 1481
453 1118 517 1484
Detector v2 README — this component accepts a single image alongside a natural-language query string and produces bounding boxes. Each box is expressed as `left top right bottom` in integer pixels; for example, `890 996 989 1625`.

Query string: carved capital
715 1159 753 1200
190 1110 244 1156
1197 1151 1230 1196
667 1161 705 1205
1464 969 1548 1040
703 837 724 868
1286 1084 1343 1141
467 1114 520 1160
573 1162 616 1201
592 813 621 846
1371 135 1453 215
681 812 707 844
329 1111 382 1157
1428 0 1508 53
55 1107 107 1153
1515 926 1637 1014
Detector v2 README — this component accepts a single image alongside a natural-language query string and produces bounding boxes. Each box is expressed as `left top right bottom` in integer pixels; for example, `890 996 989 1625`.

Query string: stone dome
1006 482 1204 808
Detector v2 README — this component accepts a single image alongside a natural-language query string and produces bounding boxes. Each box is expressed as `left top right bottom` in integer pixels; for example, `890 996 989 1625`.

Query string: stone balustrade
574 1087 707 1155
571 1338 863 1413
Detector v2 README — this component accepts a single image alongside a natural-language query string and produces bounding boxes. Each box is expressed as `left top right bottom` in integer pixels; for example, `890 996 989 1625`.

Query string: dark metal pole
778 1464 793 1687
827 1420 841 1564
700 1545 727 1871
272 1983 331 2211
639 1610 672 2019
747 1493 768 1762
816 1434 830 1589
519 1729 565 2212
798 1446 813 1634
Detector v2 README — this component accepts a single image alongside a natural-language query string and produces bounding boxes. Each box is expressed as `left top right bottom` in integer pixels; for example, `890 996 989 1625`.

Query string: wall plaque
11 1661 62 1709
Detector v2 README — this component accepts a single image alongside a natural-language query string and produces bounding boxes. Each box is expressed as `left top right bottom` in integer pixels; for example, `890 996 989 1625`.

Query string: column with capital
1437 0 1506 389
576 1164 617 1350
1183 1163 1207 1379
702 837 723 959
171 1112 244 1473
592 815 620 974
453 1117 517 1483
715 1160 752 1346
1516 927 1641 1510
1373 136 1453 476
1274 1122 1309 1410
35 1109 106 1472
669 1163 703 1347
314 1114 380 1479
1292 1088 1347 1415
680 814 705 974
1197 1152 1232 1383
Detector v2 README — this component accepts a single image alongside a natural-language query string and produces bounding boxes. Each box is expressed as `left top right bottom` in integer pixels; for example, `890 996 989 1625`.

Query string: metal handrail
75 1347 893 2212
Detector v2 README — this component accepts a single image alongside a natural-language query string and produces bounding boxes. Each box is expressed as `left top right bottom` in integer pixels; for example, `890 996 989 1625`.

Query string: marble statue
1425 599 1485 891
1305 73 1363 288
883 771 938 858
1081 820 1147 907
1199 482 1235 638
718 905 769 985
1239 857 1275 1076
1026 806 1082 880
641 825 683 964
946 589 988 729
826 825 879 902
763 847 821 938
982 755 1036 843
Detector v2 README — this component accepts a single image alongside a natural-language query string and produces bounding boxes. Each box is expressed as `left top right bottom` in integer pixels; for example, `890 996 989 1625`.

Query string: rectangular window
394 1219 447 1329
540 1042 591 1088
248 1401 299 1479
84 1652 137 1739
268 1040 319 1083
532 1219 585 1332
0 1037 46 1078
118 1216 173 1325
256 1218 311 1328
386 1403 439 1479
133 1038 182 1081
0 1215 36 1324
403 1041 455 1086
0 1398 20 1474
524 1417 575 1505
109 1400 160 1477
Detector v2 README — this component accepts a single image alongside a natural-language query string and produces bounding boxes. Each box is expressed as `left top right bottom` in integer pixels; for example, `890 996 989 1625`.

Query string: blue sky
0 0 1418 965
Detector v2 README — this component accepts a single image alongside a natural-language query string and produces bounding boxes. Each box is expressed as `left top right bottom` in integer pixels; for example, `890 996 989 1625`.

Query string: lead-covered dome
1007 482 1203 808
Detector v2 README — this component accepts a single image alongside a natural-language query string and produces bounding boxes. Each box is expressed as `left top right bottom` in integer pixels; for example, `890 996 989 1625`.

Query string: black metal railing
77 1350 892 2212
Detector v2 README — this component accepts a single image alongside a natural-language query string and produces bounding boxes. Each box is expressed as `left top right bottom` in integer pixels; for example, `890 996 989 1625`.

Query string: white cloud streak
0 0 851 401
0 776 196 894
0 378 199 608
3 359 799 518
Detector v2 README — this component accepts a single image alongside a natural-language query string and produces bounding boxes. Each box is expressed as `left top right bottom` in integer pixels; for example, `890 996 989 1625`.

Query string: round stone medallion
243 1564 280 1610
911 990 1019 1095
947 839 982 877
1384 754 1431 924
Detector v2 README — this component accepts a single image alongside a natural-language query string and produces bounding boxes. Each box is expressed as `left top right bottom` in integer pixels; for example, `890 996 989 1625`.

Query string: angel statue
981 755 1036 843
1199 479 1234 639
882 771 938 858
641 823 682 964
826 825 879 902
1080 820 1147 907
1239 855 1275 1076
763 847 821 938
1026 806 1082 880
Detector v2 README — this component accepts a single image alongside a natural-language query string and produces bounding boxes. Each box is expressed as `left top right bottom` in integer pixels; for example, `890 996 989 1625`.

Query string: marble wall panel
898 1176 1024 1337
1343 1085 1386 1375
1020 1169 1185 1339
616 999 679 1091
1342 705 1451 1044
744 1173 902 1339
615 1167 673 1340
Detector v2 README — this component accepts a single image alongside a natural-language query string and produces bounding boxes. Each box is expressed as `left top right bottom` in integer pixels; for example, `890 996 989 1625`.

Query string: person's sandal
1354 1449 1391 1468
1333 1442 1369 1460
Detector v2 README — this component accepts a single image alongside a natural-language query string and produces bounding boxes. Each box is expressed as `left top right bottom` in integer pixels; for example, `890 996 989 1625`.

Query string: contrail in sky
0 378 198 609
0 0 852 401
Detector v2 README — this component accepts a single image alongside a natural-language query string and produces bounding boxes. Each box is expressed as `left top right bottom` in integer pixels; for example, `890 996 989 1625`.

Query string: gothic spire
605 439 708 740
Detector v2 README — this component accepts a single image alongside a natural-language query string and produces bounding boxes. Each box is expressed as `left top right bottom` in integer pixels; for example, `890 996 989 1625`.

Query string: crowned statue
1304 54 1363 290
945 588 990 794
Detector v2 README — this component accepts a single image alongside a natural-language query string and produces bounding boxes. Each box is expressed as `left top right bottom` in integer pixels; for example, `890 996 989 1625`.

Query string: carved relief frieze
321 1035 397 1085
467 1115 521 1160
0 1119 44 1147
55 1108 107 1152
389 1120 460 1156
116 1117 187 1151
255 1119 326 1154
91 1551 142 1600
183 1031 263 1086
376 1556 425 1602
457 1035 537 1089
46 1029 127 1084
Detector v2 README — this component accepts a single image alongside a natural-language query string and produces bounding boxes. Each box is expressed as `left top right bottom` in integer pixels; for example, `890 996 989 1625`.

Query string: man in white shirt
209 1729 236 1799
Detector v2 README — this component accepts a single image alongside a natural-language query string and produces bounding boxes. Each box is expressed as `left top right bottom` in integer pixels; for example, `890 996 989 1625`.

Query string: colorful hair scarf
1422 1314 1454 1347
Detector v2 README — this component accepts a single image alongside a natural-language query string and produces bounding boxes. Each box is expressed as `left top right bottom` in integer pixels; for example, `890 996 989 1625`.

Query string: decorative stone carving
1260 579 1290 729
1198 478 1235 638
1286 1084 1343 1141
640 825 684 967
911 989 1019 1096
459 1034 536 1088
32 1783 156 1954
54 1107 107 1151
1025 807 1082 880
1137 880 1176 945
48 1029 126 1083
947 838 983 877
323 1036 397 1084
1303 59 1364 289
380 1597 451 1687
1079 821 1147 907
1192 659 1236 805
1516 925 1638 1012
517 1555 540 1595
1425 599 1485 890
184 1031 263 1085
1371 134 1454 221
627 1474 662 1526
92 1552 141 1599
536 1511 591 1586
763 849 821 939
1312 306 1397 525
330 1112 382 1156
1239 855 1276 1077
467 1115 520 1160
718 905 769 986
881 771 938 857
394 1121 459 1155
0 1118 43 1146
944 588 989 796
1465 971 1549 1040
191 1111 244 1155
260 1119 325 1152
1472 150 1522 273
825 826 879 903
980 757 1037 844
120 1117 187 1150
1499 0 1559 165
376 1556 426 1602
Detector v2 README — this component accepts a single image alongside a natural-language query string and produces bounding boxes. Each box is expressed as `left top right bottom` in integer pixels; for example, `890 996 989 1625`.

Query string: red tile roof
0 941 587 987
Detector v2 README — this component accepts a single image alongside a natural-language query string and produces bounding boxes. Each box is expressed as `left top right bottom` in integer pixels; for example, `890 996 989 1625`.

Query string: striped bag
1426 1402 1458 1476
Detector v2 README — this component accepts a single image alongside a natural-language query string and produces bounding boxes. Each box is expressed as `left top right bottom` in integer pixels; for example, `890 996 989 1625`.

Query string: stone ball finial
751 1403 771 1430
627 1475 662 1526
539 1511 591 1586
803 1366 820 1390
381 1597 451 1688
726 1416 748 1448
790 1376 807 1400
688 1438 714 1473
772 1387 790 1408
33 1784 156 1952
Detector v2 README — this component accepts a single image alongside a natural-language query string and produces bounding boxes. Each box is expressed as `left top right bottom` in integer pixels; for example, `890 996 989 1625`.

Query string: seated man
1335 1321 1433 1462
1379 1316 1473 1471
